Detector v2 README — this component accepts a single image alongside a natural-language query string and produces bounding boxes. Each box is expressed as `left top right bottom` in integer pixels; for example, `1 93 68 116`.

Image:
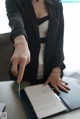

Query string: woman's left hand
44 73 70 93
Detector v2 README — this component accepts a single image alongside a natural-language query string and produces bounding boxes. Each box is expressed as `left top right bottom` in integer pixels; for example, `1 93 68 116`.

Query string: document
24 84 67 119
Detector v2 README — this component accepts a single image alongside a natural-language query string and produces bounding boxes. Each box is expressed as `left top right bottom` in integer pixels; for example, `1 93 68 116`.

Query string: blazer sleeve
6 0 27 42
54 2 65 70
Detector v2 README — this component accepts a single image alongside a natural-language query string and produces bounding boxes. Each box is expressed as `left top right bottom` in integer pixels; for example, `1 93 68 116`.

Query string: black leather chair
0 33 13 81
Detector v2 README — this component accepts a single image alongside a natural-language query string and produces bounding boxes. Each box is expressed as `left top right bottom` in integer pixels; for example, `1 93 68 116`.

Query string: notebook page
24 84 66 119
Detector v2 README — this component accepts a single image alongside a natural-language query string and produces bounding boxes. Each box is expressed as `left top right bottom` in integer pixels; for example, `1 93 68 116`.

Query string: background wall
63 3 80 75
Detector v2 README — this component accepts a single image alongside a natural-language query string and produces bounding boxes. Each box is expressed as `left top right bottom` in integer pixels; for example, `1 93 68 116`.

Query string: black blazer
6 0 65 83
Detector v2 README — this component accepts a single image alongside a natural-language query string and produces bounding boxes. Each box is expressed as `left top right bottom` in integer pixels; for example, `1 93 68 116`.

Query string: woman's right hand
11 35 31 83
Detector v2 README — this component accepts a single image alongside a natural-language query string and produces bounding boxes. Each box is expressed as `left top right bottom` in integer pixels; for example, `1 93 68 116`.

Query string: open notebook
21 77 80 119
24 84 66 119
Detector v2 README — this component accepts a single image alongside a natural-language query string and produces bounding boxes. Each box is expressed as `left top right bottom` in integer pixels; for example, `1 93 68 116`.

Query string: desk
0 81 80 119
0 81 29 119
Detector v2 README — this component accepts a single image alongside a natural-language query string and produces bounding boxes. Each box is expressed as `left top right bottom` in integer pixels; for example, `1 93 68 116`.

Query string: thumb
44 78 51 85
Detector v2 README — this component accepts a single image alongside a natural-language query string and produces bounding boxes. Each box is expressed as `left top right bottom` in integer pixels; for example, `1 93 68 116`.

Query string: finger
11 58 19 76
58 84 68 93
60 82 70 90
26 57 31 65
17 60 26 83
60 79 68 85
53 85 61 93
44 77 51 85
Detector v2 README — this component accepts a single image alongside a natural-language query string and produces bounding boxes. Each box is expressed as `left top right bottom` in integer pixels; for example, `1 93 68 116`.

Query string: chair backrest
0 33 13 81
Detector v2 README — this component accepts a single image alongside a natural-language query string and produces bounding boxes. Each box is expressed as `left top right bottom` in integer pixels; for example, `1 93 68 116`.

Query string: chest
32 0 48 19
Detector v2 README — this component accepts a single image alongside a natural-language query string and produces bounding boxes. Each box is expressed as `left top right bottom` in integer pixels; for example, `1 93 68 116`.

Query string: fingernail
66 91 68 93
65 83 68 85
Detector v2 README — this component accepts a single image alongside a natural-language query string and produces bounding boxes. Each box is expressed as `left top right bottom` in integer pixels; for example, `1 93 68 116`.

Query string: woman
6 0 70 93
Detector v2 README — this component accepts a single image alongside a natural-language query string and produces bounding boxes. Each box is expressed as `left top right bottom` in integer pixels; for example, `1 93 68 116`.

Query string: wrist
14 35 28 48
51 73 60 78
51 67 61 77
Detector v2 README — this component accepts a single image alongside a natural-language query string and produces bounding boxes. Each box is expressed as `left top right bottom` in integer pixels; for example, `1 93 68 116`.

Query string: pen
18 82 20 98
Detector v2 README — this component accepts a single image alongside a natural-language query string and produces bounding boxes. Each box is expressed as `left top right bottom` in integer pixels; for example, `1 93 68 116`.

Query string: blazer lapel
45 0 55 21
19 0 40 44
27 0 40 40
45 0 57 41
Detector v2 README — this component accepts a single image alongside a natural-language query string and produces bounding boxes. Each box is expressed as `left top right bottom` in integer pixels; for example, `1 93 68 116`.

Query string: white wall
0 0 11 33
63 3 80 73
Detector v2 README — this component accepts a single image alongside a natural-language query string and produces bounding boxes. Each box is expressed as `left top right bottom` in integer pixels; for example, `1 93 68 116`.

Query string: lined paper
24 84 66 119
